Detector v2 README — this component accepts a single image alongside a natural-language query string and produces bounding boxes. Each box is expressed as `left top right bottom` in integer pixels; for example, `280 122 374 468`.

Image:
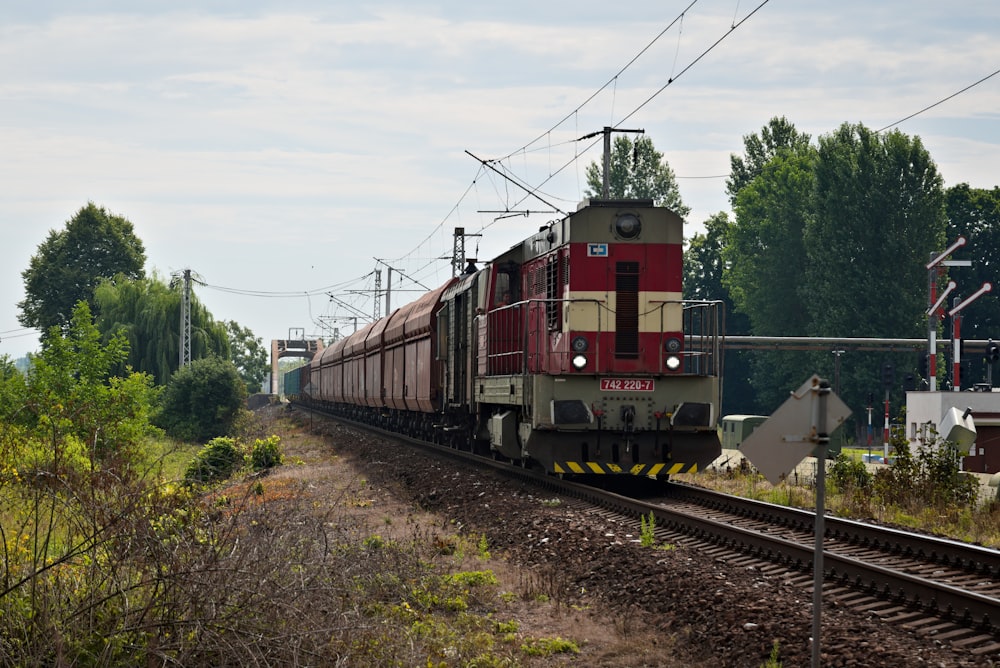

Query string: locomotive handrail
483 297 725 378
648 299 723 377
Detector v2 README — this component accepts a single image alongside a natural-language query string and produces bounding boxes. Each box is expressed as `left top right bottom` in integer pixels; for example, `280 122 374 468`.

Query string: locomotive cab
477 199 723 478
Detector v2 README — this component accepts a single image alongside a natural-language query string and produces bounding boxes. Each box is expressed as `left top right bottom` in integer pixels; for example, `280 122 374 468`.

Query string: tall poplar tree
723 144 817 410
805 123 945 340
684 212 756 413
726 116 812 207
804 123 945 410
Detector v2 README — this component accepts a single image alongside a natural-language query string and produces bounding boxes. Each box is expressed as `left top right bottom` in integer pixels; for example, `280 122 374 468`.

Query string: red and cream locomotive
303 198 722 479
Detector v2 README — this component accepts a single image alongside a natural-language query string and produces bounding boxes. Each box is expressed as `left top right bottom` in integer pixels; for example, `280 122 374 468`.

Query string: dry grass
676 460 1000 549
0 411 676 666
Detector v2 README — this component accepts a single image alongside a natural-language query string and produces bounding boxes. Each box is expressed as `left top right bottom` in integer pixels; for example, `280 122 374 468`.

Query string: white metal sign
740 375 852 485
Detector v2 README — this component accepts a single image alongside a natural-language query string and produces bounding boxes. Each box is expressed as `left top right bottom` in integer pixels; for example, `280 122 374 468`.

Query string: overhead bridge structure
270 338 324 395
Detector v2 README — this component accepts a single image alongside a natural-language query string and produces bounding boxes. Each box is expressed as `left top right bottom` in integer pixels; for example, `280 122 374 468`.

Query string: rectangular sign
600 378 654 392
587 243 608 257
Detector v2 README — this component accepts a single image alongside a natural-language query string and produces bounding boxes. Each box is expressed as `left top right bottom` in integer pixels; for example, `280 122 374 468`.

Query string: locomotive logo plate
600 378 654 392
587 243 608 257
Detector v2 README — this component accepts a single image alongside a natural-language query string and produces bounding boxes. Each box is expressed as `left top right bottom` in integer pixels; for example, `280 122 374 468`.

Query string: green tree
944 184 1000 348
726 116 812 207
18 203 146 337
584 135 690 218
3 301 158 480
93 273 231 385
806 124 945 411
806 124 945 338
725 145 815 338
683 213 756 413
155 356 247 442
724 144 817 410
225 320 269 394
0 356 26 427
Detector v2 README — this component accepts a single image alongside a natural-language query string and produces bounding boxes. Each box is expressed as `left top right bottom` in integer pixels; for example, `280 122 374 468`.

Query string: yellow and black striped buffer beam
552 461 698 476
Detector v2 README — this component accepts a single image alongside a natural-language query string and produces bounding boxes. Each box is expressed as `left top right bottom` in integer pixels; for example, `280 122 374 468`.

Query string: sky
2 1 999 361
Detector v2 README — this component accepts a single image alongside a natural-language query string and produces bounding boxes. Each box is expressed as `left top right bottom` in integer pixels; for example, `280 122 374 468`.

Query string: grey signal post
740 375 852 668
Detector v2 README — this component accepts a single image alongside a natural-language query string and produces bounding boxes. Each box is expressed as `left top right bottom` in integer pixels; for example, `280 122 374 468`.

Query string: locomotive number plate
600 378 654 392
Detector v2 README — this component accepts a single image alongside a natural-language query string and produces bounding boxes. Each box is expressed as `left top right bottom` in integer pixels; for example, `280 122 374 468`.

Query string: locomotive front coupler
591 404 605 458
652 409 674 460
620 406 637 462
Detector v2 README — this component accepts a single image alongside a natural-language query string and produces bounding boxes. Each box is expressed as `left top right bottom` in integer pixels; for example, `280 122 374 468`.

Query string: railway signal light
881 363 894 389
987 339 1000 363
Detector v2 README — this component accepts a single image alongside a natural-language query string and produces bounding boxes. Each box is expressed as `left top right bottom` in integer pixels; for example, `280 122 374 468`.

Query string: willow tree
93 274 230 385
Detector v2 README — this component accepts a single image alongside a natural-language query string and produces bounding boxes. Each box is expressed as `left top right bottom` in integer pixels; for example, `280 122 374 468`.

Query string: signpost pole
738 374 851 668
811 380 830 668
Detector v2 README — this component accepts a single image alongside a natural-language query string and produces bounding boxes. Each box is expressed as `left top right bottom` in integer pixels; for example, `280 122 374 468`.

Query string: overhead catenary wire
279 5 990 323
496 0 701 163
199 272 375 298
195 5 770 309
465 0 772 233
876 67 1000 133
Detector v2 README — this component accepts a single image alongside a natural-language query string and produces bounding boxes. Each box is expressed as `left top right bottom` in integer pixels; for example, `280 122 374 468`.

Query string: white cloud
2 1 999 356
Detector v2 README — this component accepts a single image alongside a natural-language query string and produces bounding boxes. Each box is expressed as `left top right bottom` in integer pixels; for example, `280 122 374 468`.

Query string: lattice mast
179 268 192 368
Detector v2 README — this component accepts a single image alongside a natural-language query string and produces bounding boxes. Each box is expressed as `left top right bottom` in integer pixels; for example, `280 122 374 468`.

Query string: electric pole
579 126 645 198
452 227 482 277
179 268 192 368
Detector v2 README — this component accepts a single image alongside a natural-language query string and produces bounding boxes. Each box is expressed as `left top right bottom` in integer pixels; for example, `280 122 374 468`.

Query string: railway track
654 483 1000 657
296 404 1000 659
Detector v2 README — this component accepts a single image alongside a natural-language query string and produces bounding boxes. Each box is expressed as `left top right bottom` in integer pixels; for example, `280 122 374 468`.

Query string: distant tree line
15 202 269 394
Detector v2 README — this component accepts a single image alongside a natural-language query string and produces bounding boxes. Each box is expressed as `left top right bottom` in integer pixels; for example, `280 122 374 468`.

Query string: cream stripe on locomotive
563 290 683 332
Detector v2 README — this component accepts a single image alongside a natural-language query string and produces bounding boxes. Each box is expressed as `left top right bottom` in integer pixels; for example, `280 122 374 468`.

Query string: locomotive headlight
664 337 682 353
664 355 681 371
572 354 588 370
571 336 589 352
614 213 641 240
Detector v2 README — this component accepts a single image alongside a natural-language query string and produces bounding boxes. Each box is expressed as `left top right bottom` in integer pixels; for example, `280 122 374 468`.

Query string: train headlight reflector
571 336 589 352
572 354 588 370
665 355 681 371
614 213 641 239
664 337 682 353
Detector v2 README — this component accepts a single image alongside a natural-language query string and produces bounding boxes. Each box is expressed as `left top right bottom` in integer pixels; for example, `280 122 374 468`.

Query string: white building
904 390 1000 474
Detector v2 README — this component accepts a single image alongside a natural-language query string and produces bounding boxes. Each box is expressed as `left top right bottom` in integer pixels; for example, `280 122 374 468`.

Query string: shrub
155 356 247 442
185 437 244 484
829 453 872 493
250 435 283 471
